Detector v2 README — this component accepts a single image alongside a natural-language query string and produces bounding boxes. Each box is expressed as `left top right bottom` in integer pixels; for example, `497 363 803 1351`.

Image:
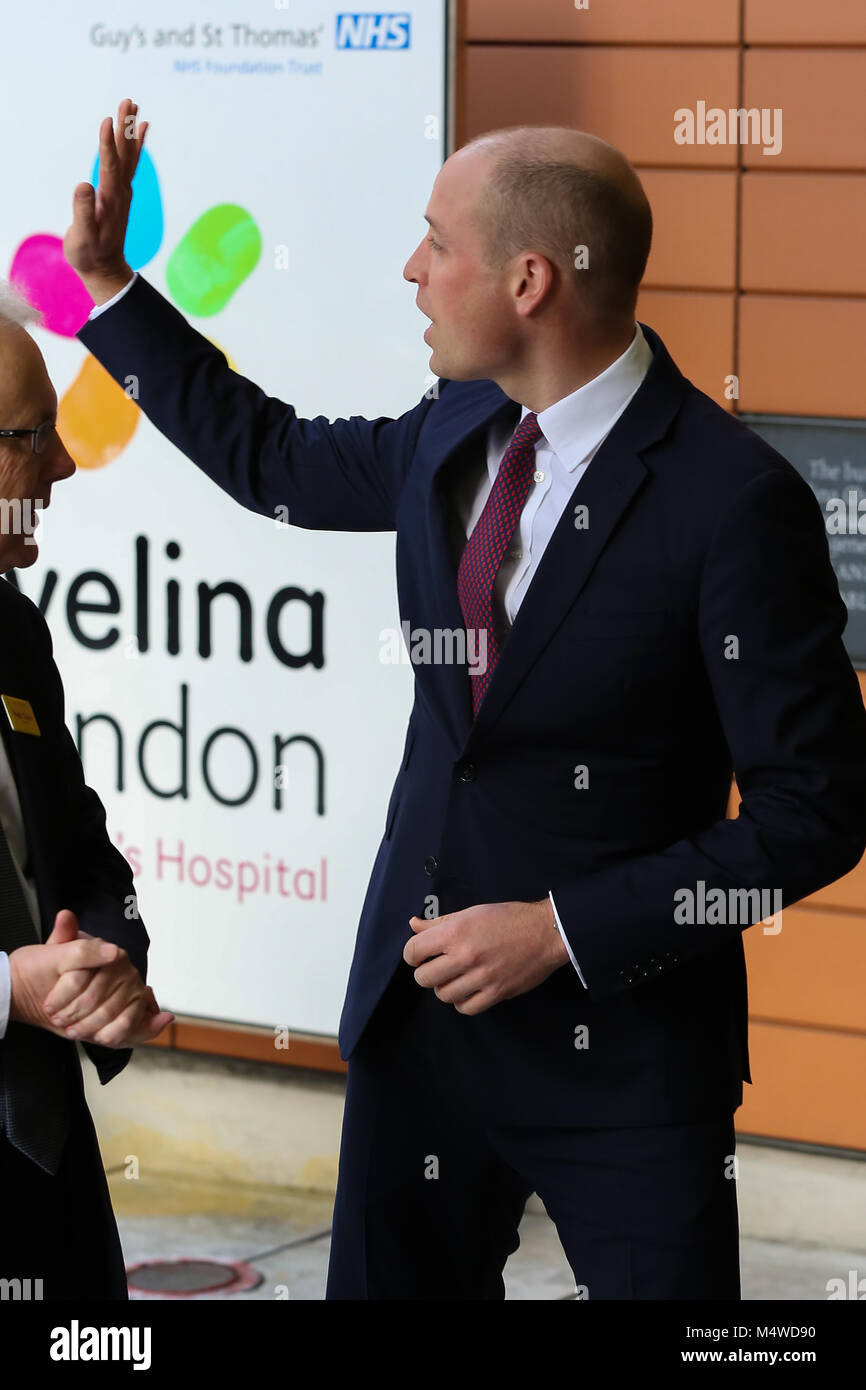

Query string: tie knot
514 411 543 450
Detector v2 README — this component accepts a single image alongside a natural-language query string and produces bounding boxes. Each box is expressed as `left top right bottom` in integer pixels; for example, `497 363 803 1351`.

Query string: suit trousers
326 961 740 1300
0 1074 128 1300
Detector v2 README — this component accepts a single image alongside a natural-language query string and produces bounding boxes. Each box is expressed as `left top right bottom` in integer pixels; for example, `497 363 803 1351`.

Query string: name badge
1 695 41 737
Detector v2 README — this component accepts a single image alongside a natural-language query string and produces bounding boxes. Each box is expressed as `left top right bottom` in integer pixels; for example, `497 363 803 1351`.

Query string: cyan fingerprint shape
166 205 261 316
91 146 163 270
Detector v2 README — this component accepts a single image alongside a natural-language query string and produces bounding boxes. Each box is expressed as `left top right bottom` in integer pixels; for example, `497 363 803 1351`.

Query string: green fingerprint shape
166 204 261 316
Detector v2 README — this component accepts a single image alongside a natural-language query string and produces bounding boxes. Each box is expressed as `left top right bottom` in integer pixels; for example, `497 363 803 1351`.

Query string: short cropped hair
467 131 652 319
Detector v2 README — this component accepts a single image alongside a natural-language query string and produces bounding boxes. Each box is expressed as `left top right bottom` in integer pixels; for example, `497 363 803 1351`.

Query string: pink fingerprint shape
9 235 94 337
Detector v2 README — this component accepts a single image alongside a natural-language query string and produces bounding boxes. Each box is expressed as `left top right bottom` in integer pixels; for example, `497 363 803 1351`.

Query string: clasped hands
8 909 173 1048
403 898 570 1015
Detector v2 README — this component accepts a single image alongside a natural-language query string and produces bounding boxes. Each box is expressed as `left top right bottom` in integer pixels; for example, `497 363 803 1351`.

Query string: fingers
140 986 159 1014
86 999 174 1050
404 917 446 964
413 953 463 990
65 183 97 271
115 99 133 164
80 995 146 1048
48 956 139 1032
452 991 493 1016
115 100 128 159
432 970 487 1004
65 101 143 282
114 98 145 173
99 114 118 177
131 1009 175 1045
41 967 97 1014
41 951 171 1049
72 180 97 215
52 937 120 974
46 908 80 944
408 914 436 933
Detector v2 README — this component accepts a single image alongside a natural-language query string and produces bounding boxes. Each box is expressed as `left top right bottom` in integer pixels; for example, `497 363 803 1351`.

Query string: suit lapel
467 445 649 744
467 326 688 743
418 324 687 748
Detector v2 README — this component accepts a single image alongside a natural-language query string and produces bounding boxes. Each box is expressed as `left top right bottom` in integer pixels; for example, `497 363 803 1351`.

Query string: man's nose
46 432 77 483
403 238 426 284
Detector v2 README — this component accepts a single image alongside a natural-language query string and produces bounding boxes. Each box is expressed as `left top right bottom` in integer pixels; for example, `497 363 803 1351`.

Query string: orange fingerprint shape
58 356 139 470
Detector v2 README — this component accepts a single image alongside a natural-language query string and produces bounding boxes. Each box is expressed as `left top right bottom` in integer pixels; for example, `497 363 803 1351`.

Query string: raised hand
63 96 148 303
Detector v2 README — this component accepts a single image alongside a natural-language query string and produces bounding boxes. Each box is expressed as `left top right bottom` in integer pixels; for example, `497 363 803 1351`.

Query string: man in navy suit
0 282 173 1297
66 101 866 1299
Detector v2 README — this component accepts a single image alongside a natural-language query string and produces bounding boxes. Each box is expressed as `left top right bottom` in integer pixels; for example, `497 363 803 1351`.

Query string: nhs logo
336 13 411 49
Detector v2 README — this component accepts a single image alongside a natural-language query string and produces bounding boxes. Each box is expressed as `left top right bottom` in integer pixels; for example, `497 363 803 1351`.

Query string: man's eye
427 236 441 251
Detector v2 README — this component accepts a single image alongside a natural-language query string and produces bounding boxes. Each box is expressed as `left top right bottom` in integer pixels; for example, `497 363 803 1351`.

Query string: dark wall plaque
740 415 866 668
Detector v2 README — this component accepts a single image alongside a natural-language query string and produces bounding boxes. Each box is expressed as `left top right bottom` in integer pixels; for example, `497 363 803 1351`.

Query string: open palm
63 97 148 281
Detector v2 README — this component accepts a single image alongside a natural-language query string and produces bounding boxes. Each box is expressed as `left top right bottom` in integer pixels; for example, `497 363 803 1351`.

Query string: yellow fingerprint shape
58 356 139 470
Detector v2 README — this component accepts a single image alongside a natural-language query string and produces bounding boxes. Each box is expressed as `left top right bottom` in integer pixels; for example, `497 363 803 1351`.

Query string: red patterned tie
457 411 544 716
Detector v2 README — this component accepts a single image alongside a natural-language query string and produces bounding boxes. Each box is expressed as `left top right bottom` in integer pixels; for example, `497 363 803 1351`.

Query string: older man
0 280 172 1298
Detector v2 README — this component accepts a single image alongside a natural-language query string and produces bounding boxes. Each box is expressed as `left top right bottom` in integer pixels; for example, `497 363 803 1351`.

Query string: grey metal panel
741 415 866 668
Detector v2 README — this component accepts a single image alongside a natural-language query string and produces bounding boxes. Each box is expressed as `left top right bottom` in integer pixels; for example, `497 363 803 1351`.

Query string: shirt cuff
0 952 11 1039
549 890 588 989
88 271 138 320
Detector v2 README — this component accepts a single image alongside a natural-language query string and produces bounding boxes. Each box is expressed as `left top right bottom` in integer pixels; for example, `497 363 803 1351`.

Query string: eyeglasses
0 421 55 454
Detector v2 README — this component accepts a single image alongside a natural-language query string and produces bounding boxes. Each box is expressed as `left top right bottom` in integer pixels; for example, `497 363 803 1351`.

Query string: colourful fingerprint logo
8 146 260 469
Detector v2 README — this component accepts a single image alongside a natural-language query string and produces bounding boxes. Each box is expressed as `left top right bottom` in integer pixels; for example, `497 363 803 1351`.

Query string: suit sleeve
32 609 150 1083
76 273 443 531
550 466 866 996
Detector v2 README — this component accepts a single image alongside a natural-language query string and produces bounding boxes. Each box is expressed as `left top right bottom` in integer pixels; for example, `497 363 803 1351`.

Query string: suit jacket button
424 856 439 876
457 761 476 783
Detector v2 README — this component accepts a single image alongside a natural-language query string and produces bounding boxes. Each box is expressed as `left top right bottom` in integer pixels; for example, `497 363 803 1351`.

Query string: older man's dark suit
77 275 866 1299
0 579 148 1298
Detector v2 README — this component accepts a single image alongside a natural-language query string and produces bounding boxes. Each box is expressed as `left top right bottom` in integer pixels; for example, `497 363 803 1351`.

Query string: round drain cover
127 1257 263 1298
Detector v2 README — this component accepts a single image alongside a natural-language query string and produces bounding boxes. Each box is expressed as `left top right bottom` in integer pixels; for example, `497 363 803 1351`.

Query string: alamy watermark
674 881 783 935
0 1276 42 1300
379 622 488 674
674 102 782 157
0 497 43 545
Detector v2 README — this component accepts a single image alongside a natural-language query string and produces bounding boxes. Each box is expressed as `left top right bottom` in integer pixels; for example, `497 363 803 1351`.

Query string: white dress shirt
0 732 44 1038
87 281 653 988
87 273 139 320
454 324 653 984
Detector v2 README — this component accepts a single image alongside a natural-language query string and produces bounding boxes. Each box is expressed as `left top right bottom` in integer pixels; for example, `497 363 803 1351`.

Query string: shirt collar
517 323 653 473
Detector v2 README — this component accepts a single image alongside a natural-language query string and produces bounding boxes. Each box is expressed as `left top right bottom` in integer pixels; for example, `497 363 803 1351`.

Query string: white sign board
1 0 448 1034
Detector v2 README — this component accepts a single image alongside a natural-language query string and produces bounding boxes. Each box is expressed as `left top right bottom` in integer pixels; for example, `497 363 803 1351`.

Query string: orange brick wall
462 0 866 1149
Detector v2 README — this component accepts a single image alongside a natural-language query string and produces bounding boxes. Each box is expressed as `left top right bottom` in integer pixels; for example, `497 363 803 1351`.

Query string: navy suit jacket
0 579 149 1102
78 276 866 1126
